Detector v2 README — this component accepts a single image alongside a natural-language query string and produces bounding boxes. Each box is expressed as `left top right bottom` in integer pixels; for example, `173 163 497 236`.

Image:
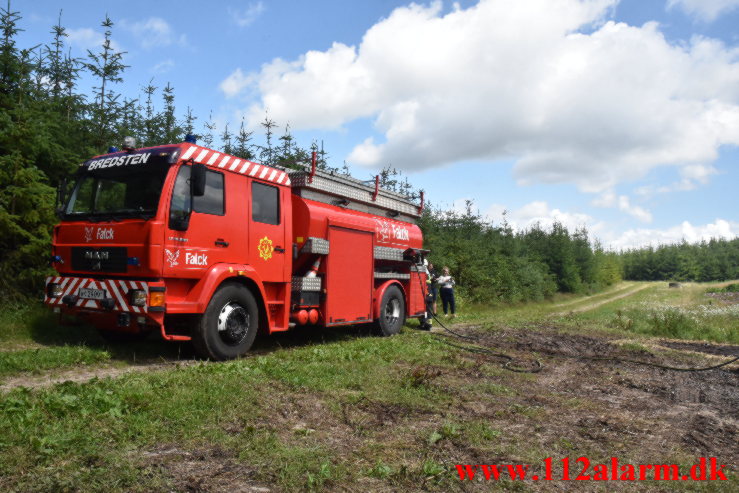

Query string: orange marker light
149 291 165 307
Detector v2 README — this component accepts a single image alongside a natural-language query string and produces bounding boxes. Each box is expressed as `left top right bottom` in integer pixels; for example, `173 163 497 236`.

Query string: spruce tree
85 15 127 150
161 83 180 143
233 118 254 160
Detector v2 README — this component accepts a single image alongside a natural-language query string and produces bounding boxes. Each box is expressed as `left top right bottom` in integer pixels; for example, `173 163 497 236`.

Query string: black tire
375 285 406 336
192 283 259 360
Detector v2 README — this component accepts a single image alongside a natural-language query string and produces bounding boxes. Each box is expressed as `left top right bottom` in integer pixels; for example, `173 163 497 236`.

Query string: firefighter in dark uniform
420 260 438 330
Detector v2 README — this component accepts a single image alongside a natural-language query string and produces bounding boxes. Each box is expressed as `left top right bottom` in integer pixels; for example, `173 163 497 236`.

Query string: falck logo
374 218 409 244
165 248 180 267
84 226 94 243
374 219 390 243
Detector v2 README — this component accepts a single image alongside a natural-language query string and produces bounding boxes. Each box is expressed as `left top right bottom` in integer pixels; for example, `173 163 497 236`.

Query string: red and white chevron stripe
44 277 149 313
179 144 291 186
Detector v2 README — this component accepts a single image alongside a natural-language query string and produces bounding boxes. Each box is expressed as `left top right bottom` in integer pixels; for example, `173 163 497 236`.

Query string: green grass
0 282 736 491
706 282 739 293
0 331 458 491
0 346 111 379
552 282 739 343
0 303 194 381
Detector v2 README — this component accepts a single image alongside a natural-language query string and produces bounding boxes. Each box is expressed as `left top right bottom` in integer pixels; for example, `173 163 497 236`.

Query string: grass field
0 281 736 491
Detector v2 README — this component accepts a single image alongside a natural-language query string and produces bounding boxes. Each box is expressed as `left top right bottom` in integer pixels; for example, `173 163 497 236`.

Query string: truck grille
71 247 128 273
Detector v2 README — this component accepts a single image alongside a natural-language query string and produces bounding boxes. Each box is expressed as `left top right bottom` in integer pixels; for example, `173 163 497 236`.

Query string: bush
646 308 699 339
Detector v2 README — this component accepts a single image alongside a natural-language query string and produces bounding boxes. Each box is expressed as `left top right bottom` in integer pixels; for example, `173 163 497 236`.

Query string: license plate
78 288 106 300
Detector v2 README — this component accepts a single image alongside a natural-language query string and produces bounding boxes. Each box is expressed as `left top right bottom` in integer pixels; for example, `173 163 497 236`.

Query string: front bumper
44 276 165 331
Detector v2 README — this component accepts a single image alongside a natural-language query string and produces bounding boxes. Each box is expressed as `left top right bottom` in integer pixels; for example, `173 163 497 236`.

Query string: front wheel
192 283 259 360
375 285 406 336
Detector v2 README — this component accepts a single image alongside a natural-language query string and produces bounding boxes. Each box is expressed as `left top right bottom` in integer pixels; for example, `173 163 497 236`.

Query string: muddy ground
131 324 737 492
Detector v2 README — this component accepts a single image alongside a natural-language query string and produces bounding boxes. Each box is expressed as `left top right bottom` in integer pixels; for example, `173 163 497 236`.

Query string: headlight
129 289 147 307
47 283 63 298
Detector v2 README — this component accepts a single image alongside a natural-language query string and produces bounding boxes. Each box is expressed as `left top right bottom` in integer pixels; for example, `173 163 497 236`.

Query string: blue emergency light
184 134 197 144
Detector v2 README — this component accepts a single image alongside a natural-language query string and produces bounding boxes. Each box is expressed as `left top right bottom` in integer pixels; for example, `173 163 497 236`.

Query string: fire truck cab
45 140 427 360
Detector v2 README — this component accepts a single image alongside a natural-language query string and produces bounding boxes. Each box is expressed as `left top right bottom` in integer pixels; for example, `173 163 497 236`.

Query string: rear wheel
375 285 406 336
192 283 259 360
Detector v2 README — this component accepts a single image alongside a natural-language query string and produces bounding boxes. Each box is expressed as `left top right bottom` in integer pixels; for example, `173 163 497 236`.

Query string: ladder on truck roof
288 165 423 224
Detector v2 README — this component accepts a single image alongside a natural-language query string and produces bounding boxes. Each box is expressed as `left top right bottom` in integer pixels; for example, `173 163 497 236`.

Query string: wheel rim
384 298 401 326
217 302 250 346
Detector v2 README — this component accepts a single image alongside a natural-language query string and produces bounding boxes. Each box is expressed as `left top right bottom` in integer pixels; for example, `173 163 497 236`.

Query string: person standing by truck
437 266 456 318
426 262 438 315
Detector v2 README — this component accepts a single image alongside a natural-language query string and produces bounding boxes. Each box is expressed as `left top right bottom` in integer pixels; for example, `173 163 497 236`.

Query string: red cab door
162 164 236 278
248 180 288 282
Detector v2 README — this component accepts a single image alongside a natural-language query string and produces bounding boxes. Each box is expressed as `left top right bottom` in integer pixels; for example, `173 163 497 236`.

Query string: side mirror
170 214 190 232
191 163 207 197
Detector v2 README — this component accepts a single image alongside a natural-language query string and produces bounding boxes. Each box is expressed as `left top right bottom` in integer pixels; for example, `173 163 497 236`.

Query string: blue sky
16 0 739 249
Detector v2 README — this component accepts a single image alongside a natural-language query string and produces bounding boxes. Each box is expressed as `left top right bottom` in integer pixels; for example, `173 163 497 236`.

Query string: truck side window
169 165 191 227
194 170 225 215
169 166 225 229
252 181 280 225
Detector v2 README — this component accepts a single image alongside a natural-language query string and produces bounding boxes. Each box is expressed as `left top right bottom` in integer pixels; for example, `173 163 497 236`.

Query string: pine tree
44 11 67 98
258 115 277 165
161 82 180 143
202 110 216 148
233 118 254 160
183 105 197 138
141 79 157 146
85 15 127 150
221 123 233 155
0 1 57 297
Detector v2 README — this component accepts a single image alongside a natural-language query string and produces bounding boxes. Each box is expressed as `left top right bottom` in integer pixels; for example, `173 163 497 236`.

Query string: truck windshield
64 162 170 221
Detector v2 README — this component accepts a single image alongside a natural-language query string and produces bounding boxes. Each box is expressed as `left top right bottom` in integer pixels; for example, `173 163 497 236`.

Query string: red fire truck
44 138 428 360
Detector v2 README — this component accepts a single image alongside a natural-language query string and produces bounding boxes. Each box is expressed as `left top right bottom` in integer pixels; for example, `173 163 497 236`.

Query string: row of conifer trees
0 4 733 302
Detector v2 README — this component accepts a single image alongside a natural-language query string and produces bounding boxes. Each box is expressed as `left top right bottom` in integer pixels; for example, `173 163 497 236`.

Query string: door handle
274 246 285 253
215 239 229 247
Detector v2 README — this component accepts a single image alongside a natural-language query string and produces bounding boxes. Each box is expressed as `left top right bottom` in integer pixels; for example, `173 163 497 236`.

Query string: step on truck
44 137 428 359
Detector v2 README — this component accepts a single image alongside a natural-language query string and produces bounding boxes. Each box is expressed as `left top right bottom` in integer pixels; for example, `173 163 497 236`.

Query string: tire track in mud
0 360 201 392
550 283 652 317
0 341 286 392
549 282 637 309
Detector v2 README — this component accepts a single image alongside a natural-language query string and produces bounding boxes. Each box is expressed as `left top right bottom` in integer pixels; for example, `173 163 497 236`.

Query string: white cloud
225 0 739 193
67 27 123 52
605 219 739 249
121 17 186 49
220 68 253 98
680 163 718 183
592 191 651 222
616 195 652 223
667 0 739 22
484 200 599 233
484 201 737 249
634 163 719 197
152 59 175 74
592 189 616 207
229 2 266 27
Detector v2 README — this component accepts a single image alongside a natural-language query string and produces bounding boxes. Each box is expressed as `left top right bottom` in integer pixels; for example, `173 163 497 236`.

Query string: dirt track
134 324 738 492
550 282 637 309
0 360 200 392
467 326 738 467
550 283 652 317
